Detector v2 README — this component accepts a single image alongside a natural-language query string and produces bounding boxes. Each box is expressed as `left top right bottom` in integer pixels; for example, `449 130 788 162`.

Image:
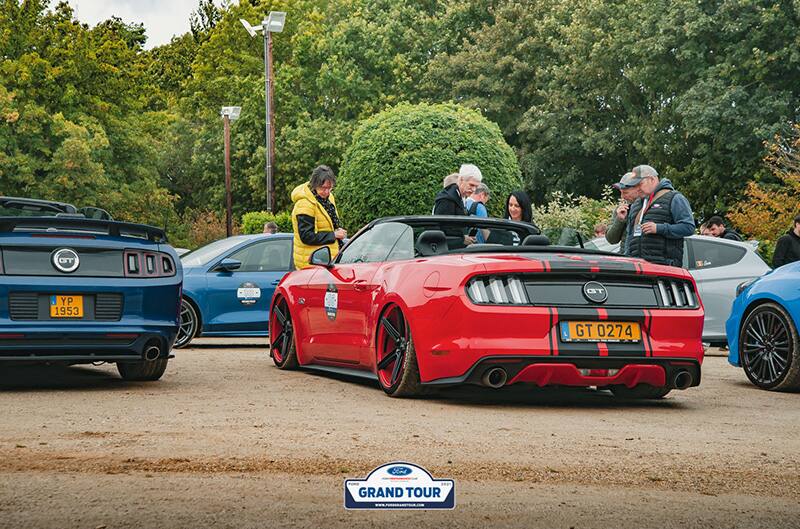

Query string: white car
584 235 771 344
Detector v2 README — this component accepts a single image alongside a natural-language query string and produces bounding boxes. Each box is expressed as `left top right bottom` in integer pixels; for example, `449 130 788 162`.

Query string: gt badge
52 248 79 273
582 281 608 304
237 282 261 305
324 283 338 321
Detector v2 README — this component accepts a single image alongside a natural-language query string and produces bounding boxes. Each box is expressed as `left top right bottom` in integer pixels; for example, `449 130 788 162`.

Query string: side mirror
310 247 332 267
216 258 242 272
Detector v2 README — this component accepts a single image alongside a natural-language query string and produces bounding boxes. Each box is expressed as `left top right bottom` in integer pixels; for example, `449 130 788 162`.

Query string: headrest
415 230 448 257
522 234 550 246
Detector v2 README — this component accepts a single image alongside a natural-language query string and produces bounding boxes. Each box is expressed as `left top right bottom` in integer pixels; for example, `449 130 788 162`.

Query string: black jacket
433 184 466 216
720 229 743 241
773 230 800 268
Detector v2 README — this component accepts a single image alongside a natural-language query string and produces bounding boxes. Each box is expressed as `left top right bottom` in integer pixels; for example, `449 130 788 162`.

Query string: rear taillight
124 250 176 277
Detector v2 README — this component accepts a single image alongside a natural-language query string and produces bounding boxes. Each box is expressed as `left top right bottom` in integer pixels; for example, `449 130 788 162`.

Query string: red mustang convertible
269 216 704 398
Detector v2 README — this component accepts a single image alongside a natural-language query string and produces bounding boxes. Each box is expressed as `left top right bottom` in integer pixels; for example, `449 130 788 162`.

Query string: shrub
241 211 293 235
534 190 617 244
337 102 522 231
188 210 235 248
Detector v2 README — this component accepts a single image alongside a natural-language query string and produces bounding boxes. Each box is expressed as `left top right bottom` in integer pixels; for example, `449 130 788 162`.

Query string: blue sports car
727 261 800 391
0 197 182 381
176 234 294 348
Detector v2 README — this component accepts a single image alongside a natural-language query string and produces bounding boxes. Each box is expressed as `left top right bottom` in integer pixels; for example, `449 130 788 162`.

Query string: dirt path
1 339 799 528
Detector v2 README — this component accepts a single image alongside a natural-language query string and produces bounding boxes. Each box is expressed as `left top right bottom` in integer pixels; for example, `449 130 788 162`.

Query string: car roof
370 215 541 235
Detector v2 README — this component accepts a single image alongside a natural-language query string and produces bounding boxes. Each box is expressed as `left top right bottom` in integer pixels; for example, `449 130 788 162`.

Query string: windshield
181 237 250 266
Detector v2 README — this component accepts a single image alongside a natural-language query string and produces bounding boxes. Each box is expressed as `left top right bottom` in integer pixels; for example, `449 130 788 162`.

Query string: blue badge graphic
344 462 455 510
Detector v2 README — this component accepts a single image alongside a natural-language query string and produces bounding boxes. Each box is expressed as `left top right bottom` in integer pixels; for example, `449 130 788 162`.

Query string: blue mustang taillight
124 250 176 278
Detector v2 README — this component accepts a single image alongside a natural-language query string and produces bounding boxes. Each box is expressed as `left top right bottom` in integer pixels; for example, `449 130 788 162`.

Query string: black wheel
270 297 298 369
174 298 198 349
376 305 426 397
740 302 800 391
610 385 671 399
117 358 168 381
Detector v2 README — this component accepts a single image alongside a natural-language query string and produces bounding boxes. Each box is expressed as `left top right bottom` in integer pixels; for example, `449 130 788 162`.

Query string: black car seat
415 230 449 257
522 234 550 246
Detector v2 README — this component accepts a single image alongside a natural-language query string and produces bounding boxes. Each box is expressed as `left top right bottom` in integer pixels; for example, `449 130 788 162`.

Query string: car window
182 237 250 266
688 239 746 270
338 222 413 264
228 239 292 272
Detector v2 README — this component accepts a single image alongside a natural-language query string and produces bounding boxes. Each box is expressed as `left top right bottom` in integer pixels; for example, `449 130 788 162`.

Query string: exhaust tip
482 367 508 389
673 370 693 390
144 343 161 362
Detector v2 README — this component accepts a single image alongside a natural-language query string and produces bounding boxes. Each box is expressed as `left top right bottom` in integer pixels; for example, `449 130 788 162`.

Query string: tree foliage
337 102 522 231
2 0 799 246
728 125 800 258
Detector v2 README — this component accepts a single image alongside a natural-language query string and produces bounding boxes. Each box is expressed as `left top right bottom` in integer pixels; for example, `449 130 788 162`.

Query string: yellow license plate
560 321 641 343
50 295 84 318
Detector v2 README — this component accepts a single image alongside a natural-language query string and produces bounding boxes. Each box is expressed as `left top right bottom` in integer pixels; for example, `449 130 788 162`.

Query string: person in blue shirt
465 183 490 243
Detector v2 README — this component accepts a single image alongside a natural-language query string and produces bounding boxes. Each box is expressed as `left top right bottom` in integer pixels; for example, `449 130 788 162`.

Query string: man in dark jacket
623 165 695 267
706 216 743 241
433 167 481 216
773 214 800 268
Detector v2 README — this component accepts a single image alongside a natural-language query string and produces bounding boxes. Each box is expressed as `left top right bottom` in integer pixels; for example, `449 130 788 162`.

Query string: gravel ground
1 339 798 528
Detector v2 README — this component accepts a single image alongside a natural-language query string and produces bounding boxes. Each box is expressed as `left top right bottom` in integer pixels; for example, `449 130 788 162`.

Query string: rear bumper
422 355 702 389
0 324 177 364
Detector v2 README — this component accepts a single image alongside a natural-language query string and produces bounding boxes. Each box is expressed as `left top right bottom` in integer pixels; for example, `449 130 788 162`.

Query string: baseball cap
612 172 639 190
459 163 483 182
631 164 659 180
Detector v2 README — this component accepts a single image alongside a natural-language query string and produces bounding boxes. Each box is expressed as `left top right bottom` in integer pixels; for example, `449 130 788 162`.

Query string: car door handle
353 279 369 291
271 279 280 285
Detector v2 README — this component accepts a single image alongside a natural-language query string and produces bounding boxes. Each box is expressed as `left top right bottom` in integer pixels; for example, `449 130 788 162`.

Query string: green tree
337 102 522 231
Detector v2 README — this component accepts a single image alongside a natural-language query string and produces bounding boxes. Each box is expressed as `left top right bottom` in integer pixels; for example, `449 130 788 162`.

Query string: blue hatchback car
176 234 294 348
0 197 182 381
727 261 800 391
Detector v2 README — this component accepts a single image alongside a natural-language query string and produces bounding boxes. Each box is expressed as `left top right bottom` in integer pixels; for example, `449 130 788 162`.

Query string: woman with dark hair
504 190 533 223
291 165 347 269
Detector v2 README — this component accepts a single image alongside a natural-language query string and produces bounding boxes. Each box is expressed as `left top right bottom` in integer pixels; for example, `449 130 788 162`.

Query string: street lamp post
240 12 286 212
221 106 241 237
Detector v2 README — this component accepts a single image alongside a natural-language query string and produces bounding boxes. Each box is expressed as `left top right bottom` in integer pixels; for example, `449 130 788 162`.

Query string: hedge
241 211 293 234
336 102 522 231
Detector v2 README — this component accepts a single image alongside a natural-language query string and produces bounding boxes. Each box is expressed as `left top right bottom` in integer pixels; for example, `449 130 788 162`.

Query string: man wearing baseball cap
605 172 641 252
622 165 695 267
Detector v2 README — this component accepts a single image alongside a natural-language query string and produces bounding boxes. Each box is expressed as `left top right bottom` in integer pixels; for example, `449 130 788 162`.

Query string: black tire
610 384 671 400
740 302 800 391
270 297 298 369
375 305 427 397
174 298 198 349
117 358 169 381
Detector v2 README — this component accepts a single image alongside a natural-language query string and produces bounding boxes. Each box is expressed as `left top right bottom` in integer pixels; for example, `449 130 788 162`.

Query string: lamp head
239 18 262 38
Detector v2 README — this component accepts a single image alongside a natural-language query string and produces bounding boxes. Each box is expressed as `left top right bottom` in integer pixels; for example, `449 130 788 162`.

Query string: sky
67 0 220 49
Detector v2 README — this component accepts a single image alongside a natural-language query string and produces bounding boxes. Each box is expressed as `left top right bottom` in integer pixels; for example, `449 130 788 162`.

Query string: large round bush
337 103 522 231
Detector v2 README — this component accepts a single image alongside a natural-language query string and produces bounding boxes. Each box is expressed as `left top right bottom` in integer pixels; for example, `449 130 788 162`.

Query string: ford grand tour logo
387 466 413 476
52 248 80 273
582 281 608 303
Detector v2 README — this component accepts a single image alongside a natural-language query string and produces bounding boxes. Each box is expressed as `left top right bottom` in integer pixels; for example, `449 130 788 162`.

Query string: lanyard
637 192 655 225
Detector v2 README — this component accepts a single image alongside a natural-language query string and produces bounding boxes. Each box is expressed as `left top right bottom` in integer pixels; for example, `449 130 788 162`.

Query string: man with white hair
623 164 695 267
432 164 483 216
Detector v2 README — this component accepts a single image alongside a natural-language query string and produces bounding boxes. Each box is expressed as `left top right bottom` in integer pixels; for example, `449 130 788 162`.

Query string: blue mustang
727 261 800 391
177 234 294 348
0 197 182 381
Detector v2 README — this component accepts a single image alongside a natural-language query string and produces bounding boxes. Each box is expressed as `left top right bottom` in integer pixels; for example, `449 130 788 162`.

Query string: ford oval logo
52 248 80 273
583 281 608 303
387 466 413 476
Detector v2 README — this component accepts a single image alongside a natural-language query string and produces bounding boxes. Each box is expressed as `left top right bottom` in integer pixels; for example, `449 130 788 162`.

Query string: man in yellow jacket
291 165 347 269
